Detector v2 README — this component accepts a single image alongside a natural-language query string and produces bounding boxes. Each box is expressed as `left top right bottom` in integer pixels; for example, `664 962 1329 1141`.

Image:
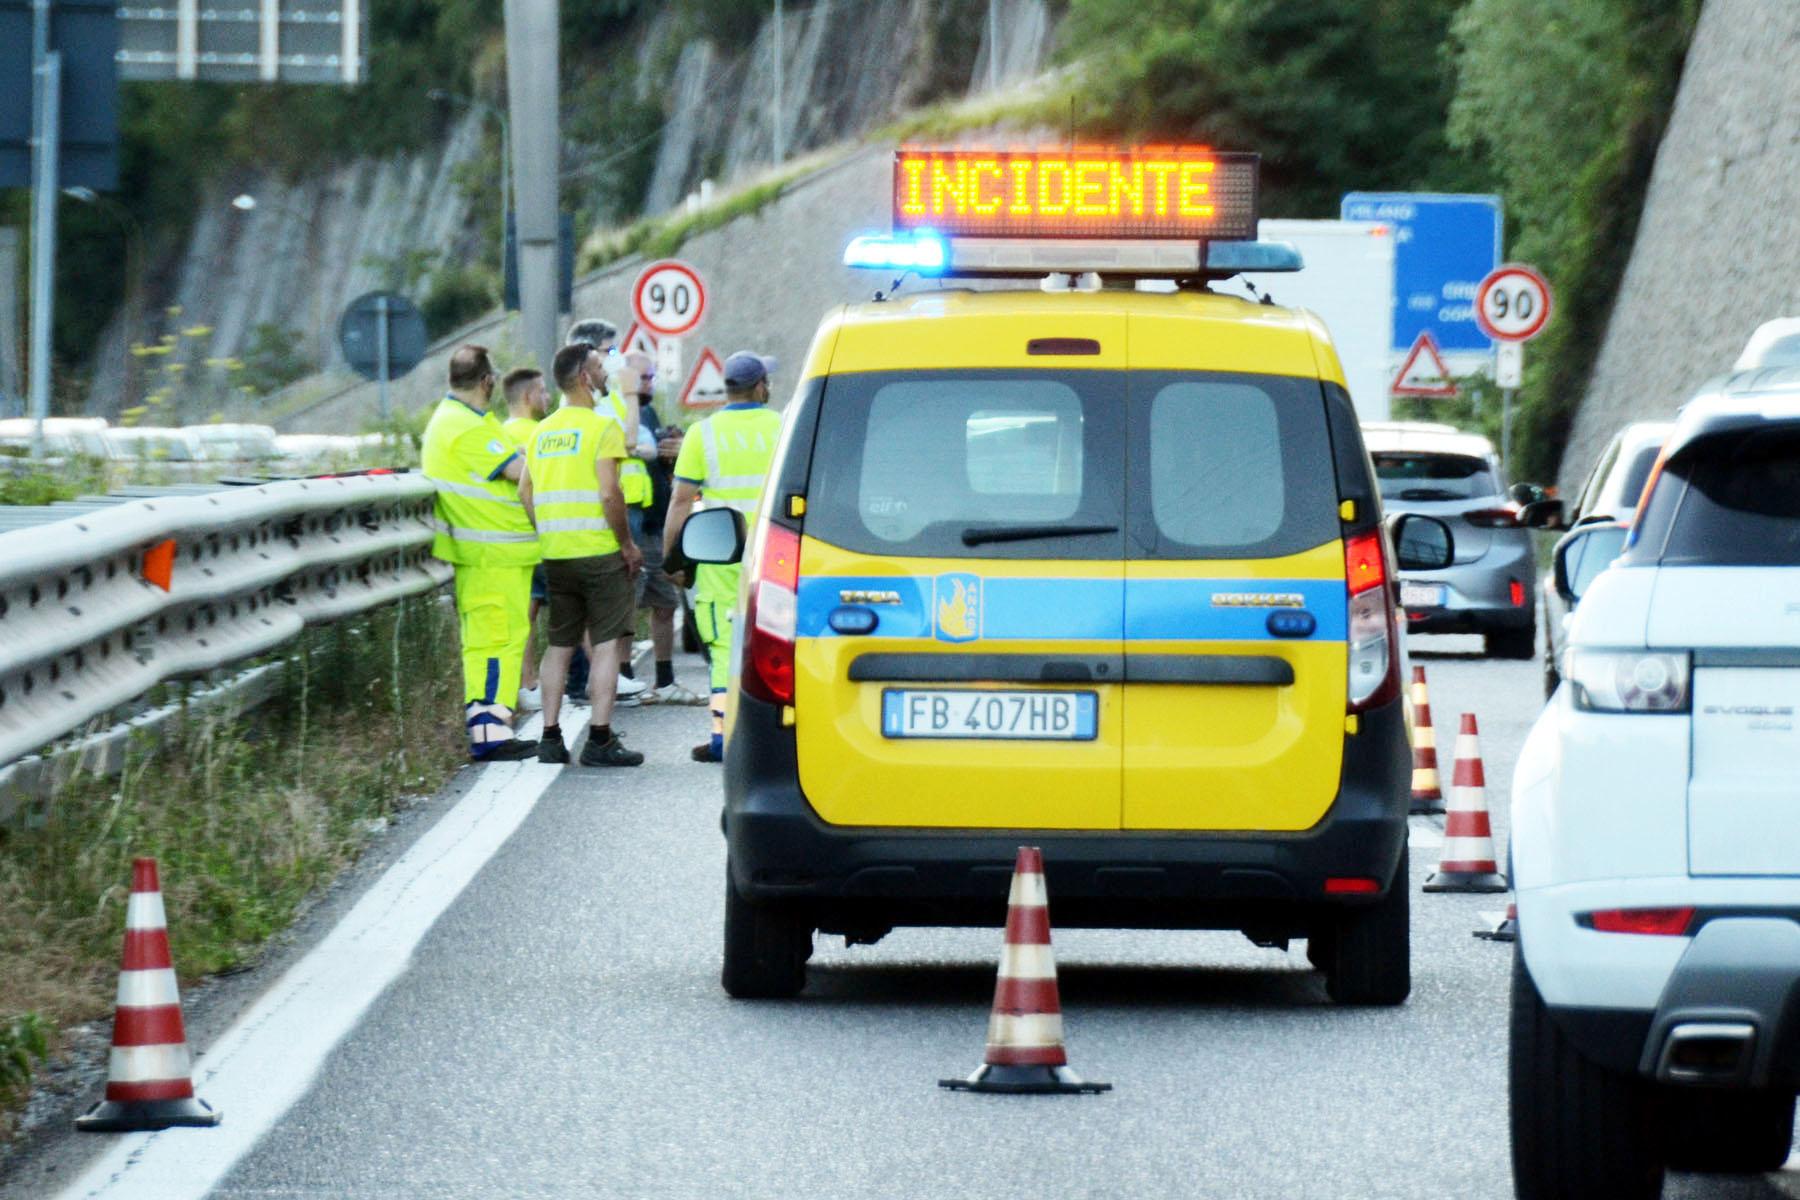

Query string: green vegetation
0 457 109 506
1063 0 1700 480
0 596 465 1134
578 159 824 274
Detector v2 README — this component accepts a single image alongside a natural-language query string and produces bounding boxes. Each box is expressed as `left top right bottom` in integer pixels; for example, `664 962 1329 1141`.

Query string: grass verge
0 594 465 1139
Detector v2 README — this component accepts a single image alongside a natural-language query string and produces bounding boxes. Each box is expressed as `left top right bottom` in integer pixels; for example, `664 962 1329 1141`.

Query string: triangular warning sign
1391 332 1458 398
619 321 658 359
679 347 727 411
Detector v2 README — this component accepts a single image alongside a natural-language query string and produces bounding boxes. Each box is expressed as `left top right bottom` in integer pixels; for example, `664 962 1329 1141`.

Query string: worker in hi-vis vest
525 342 646 768
499 366 552 708
421 345 540 761
663 350 783 764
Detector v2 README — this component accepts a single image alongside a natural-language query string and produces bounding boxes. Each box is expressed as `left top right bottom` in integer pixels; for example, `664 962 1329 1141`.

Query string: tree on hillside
1062 0 1470 215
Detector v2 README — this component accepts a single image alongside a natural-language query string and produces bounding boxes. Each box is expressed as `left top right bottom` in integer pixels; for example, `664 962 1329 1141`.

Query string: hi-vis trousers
452 564 533 757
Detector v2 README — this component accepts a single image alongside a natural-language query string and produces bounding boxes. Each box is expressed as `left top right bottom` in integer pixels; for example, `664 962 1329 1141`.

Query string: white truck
1238 219 1398 423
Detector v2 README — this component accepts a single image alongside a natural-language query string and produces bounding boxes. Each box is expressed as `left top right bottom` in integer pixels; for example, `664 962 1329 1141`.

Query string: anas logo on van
934 574 982 642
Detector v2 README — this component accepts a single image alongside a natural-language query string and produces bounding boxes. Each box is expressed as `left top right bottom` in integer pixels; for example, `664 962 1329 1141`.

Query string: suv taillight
1346 529 1398 712
1465 504 1523 528
740 522 800 705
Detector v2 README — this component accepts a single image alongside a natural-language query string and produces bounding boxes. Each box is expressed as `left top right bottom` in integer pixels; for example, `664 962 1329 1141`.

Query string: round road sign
1475 265 1552 343
632 260 707 338
337 291 428 381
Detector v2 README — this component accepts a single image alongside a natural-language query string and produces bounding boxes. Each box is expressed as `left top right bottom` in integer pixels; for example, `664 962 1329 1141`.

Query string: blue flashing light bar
843 230 949 275
1205 240 1303 273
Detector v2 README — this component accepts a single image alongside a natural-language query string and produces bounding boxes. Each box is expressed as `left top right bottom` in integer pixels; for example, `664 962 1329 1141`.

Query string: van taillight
741 522 800 705
1346 529 1398 712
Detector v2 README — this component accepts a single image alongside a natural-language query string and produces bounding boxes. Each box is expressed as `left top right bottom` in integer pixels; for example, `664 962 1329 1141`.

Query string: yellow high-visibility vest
673 403 783 603
421 396 539 567
528 403 627 559
608 390 653 508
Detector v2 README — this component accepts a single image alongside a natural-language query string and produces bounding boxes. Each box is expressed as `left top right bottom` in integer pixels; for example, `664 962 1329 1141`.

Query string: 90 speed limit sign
1475 264 1552 343
632 260 707 338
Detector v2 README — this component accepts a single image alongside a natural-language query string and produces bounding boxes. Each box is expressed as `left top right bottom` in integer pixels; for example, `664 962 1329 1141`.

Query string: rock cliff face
93 0 1055 424
1561 0 1800 490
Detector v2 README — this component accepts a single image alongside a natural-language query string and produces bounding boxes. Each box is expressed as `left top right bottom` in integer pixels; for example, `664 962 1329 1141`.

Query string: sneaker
615 673 649 707
475 739 539 763
537 731 569 764
516 684 543 712
581 734 645 767
691 741 723 764
642 682 706 706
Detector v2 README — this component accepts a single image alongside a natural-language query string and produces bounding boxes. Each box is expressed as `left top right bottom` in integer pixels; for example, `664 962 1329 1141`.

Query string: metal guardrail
0 473 450 768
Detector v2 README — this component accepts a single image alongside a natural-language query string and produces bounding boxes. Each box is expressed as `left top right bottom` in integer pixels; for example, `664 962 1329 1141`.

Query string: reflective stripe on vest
430 518 537 543
528 404 623 559
695 407 780 519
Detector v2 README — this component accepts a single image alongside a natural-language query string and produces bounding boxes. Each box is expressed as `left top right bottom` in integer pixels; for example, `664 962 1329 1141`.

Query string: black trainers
475 739 538 763
691 742 722 764
580 734 645 768
537 731 570 764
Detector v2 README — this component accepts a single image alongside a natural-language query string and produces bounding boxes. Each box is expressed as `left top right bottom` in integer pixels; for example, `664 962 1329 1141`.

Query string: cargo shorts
544 554 635 648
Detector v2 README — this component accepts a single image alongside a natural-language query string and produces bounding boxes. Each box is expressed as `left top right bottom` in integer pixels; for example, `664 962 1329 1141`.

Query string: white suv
1510 378 1800 1199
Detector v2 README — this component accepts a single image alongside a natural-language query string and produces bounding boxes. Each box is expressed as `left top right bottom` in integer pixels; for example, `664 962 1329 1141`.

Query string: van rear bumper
722 693 1411 935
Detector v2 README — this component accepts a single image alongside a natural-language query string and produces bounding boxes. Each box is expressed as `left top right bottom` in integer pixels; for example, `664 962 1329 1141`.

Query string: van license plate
881 690 1098 741
1400 582 1446 609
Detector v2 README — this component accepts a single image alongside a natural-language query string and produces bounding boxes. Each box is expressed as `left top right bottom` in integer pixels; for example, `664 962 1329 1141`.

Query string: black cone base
1409 796 1445 816
76 1096 221 1132
1474 918 1519 943
939 1063 1111 1094
1423 870 1509 894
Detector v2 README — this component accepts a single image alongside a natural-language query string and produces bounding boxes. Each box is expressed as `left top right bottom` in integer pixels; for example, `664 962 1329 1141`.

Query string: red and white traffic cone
1424 715 1509 894
1409 667 1444 815
76 858 221 1132
940 847 1110 1095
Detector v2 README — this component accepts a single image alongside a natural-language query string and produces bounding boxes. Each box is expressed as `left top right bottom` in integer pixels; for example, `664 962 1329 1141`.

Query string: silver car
1363 422 1556 659
1538 419 1673 696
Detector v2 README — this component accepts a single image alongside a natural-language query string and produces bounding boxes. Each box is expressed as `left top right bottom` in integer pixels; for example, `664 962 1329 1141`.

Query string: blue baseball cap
723 350 775 390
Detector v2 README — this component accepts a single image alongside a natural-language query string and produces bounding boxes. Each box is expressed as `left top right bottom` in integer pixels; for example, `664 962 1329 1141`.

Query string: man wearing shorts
623 351 704 706
526 342 645 767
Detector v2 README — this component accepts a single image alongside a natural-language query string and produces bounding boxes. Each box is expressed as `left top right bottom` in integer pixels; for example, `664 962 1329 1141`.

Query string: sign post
1474 263 1553 472
339 291 427 417
27 5 59 459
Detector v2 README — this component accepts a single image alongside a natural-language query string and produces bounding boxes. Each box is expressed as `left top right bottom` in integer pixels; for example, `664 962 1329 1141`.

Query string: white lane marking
56 708 578 1200
1407 819 1443 849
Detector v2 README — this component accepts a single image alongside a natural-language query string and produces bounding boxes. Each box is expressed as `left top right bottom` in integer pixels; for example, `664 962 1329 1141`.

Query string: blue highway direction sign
1341 192 1502 359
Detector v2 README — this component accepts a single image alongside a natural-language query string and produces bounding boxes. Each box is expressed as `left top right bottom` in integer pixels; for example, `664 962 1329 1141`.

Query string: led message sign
892 150 1259 241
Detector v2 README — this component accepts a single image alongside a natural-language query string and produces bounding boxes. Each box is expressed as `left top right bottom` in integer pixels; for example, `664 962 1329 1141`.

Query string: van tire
1659 1087 1795 1173
1487 627 1536 660
1323 847 1410 1005
1510 952 1663 1200
722 868 811 999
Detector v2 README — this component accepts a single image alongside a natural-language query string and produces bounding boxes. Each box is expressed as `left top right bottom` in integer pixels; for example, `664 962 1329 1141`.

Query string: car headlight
1568 651 1690 713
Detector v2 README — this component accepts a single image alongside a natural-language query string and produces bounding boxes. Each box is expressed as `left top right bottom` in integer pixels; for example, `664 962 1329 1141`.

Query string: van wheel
722 868 811 999
1510 951 1663 1200
1487 627 1536 660
1323 847 1410 1005
1660 1087 1795 1173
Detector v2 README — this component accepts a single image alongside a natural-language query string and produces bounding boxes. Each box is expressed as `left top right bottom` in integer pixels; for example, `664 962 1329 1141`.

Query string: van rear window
804 369 1339 561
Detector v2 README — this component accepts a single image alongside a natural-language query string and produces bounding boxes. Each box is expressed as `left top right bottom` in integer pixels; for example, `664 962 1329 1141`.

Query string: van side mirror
1389 514 1454 571
681 506 746 565
1552 522 1629 606
1521 498 1566 530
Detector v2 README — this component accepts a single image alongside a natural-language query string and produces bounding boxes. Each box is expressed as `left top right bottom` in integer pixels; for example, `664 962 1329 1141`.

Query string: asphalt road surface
21 637 1800 1199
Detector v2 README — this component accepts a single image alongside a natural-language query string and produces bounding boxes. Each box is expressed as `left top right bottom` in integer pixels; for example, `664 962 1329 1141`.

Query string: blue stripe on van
795 576 1346 642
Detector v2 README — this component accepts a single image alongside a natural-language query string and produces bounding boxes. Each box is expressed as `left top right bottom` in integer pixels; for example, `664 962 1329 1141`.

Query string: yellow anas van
680 149 1454 1003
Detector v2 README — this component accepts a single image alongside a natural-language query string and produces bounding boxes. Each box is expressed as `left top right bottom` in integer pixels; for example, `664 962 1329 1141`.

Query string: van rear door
1119 314 1350 832
791 345 1128 831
